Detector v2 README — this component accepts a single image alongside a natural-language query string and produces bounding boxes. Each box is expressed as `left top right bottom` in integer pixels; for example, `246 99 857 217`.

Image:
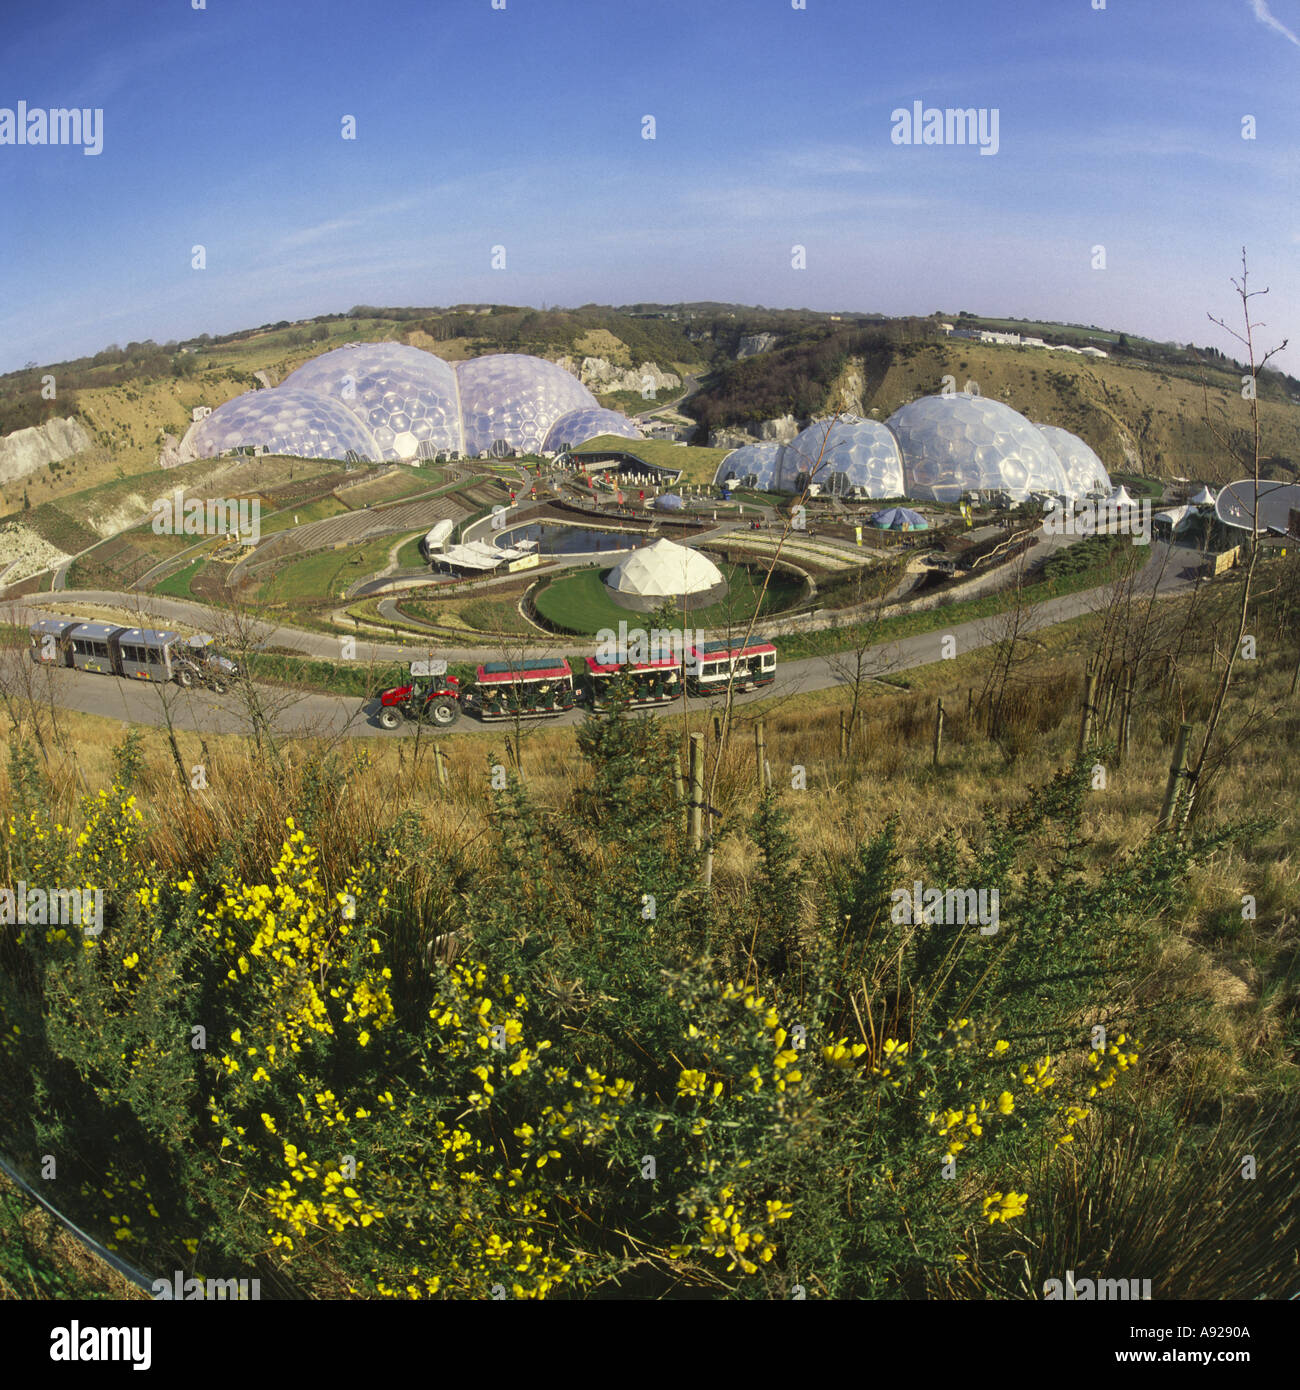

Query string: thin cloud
772 144 882 177
1247 0 1300 49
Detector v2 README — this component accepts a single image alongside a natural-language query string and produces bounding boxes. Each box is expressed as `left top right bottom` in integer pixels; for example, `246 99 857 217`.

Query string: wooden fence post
1157 722 1192 832
755 720 766 788
932 697 945 768
838 710 848 759
689 733 704 850
434 742 448 789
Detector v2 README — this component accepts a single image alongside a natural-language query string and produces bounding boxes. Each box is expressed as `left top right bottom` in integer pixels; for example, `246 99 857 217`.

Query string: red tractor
376 660 461 729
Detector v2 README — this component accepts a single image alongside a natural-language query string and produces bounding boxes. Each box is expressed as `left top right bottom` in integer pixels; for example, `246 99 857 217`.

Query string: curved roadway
3 539 1203 741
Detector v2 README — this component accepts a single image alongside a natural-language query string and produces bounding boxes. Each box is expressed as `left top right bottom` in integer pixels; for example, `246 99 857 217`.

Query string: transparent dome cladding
189 344 636 463
715 441 782 490
1036 425 1113 498
776 416 905 497
281 343 462 461
457 354 598 456
188 387 382 463
543 406 642 453
887 394 1070 503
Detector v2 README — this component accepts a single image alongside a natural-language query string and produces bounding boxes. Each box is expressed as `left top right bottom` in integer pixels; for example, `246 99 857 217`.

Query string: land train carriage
28 617 83 667
585 655 682 709
466 658 577 720
113 627 189 683
686 637 777 697
69 621 125 676
28 616 238 690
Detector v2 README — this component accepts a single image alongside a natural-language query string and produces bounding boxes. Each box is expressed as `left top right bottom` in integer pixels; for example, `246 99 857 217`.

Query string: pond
495 522 643 556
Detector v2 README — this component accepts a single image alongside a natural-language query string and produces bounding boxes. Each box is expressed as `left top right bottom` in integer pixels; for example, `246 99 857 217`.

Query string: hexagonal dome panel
775 416 906 497
542 407 642 453
281 342 462 461
456 354 596 456
188 387 382 462
1036 425 1112 499
887 394 1069 503
716 441 782 490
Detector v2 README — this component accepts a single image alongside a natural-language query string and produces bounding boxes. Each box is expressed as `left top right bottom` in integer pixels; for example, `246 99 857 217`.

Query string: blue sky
2 0 1298 375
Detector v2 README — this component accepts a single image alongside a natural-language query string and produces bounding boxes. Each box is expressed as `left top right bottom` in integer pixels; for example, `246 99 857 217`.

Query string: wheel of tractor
378 707 401 730
428 697 459 727
176 667 194 689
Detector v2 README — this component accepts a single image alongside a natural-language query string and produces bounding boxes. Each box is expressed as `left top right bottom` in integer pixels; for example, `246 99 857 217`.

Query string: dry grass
0 1170 148 1301
2 575 1296 1294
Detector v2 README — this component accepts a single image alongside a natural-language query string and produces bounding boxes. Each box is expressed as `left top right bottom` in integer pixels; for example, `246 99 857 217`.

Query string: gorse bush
0 696 1287 1298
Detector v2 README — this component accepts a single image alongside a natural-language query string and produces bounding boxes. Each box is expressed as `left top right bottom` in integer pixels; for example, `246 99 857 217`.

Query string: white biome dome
281 342 462 461
716 441 782 490
1035 425 1112 499
605 538 727 610
776 416 906 497
187 386 382 463
456 354 597 456
542 406 642 453
887 393 1070 503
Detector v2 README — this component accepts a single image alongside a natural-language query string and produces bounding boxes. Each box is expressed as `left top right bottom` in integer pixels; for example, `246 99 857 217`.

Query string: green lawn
534 561 802 636
258 536 396 604
394 532 428 569
153 556 206 597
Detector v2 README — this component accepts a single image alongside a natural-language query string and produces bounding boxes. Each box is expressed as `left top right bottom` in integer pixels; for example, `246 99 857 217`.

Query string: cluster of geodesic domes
182 341 643 464
716 395 1111 503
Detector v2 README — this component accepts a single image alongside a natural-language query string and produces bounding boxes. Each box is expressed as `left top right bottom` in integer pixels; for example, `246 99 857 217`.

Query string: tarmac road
3 540 1201 742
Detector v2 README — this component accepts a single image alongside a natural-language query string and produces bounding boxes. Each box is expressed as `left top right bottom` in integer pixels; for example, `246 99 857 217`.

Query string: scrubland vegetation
1 551 1295 1299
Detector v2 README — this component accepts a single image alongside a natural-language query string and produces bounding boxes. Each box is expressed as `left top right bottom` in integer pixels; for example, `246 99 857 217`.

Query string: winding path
2 539 1203 741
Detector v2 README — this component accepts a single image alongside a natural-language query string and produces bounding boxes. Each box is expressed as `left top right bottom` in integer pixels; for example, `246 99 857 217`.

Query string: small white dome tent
604 539 728 611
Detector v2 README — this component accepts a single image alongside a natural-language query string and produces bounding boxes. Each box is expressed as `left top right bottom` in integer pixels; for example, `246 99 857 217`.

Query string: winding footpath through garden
2 536 1206 742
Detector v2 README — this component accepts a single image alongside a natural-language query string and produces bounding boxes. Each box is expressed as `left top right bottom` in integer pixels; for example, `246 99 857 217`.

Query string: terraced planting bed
710 533 874 572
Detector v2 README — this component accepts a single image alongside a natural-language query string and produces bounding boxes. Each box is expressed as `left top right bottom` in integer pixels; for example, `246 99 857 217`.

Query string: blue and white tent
870 506 928 531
